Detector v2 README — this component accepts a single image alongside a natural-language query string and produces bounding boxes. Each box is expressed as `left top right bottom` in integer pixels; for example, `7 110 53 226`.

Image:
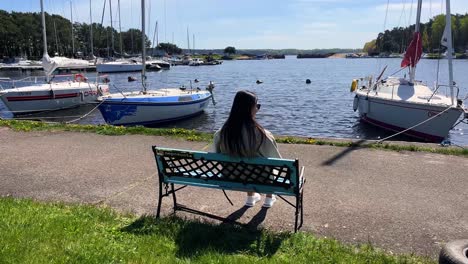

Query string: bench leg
171 183 178 214
294 191 305 232
156 180 163 218
294 194 300 233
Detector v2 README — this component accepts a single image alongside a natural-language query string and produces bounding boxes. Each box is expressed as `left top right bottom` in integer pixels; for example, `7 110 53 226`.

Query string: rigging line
65 101 105 124
378 0 391 75
408 0 414 27
377 105 454 143
397 0 407 28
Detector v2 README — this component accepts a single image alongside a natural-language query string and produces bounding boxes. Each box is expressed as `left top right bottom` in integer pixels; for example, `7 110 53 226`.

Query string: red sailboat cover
401 32 422 68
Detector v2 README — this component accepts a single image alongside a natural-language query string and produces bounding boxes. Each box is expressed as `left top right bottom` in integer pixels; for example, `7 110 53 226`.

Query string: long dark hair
220 90 266 157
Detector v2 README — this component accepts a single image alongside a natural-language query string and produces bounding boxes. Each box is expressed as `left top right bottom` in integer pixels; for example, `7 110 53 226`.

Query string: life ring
74 74 86 82
350 79 358 92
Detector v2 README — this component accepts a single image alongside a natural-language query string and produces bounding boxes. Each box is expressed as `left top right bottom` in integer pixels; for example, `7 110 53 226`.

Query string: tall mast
446 0 455 105
40 0 48 57
109 0 114 55
187 27 190 54
70 1 75 57
118 0 123 55
141 0 147 93
89 0 94 58
40 0 50 82
409 0 422 83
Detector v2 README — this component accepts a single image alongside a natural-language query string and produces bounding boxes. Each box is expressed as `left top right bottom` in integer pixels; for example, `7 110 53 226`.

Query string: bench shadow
122 210 287 258
321 139 367 166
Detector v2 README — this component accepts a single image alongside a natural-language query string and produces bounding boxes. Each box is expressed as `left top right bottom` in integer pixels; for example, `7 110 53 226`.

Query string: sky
1 0 468 50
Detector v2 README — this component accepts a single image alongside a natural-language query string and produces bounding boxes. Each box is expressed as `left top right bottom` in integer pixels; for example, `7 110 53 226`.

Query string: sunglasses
256 103 261 110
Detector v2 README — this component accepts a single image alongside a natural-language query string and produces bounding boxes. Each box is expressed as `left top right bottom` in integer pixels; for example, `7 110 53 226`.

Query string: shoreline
1 119 466 157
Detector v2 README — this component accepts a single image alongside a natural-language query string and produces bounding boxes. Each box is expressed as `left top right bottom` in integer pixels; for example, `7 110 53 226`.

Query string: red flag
401 32 423 68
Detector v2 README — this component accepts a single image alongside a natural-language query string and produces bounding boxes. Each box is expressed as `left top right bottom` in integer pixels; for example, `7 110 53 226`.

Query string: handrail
428 84 459 103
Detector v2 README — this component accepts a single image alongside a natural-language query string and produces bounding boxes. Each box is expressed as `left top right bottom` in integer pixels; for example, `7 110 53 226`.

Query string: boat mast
70 1 75 57
40 0 50 82
89 0 94 58
445 0 455 105
118 0 123 56
141 0 147 93
109 0 114 56
409 0 422 83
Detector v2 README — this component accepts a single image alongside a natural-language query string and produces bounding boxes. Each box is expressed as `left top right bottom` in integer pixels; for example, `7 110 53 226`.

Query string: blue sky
2 0 467 49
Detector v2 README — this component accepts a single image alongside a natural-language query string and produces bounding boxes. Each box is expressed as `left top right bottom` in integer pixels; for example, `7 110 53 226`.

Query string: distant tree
422 28 430 52
156 43 182 55
363 39 377 54
224 46 236 55
461 16 468 50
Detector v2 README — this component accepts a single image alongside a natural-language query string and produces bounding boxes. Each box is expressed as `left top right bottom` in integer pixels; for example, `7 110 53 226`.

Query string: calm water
1 56 467 145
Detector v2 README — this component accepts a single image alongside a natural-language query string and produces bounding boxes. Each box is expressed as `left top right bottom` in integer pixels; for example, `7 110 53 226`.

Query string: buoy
350 79 358 92
194 78 199 83
128 76 137 82
256 80 263 84
306 79 311 84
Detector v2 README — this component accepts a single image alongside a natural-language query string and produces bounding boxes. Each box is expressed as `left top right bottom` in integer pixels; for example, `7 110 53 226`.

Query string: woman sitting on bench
213 90 282 208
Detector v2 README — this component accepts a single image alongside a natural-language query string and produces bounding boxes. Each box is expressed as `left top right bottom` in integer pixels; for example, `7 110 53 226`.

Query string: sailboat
351 0 467 142
0 0 109 115
96 0 214 126
96 0 144 73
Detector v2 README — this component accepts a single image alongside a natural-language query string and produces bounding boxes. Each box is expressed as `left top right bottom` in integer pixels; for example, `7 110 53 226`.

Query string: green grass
0 119 466 157
0 197 434 264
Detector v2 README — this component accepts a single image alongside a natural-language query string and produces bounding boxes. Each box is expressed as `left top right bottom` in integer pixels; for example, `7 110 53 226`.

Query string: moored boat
351 0 467 142
96 0 213 126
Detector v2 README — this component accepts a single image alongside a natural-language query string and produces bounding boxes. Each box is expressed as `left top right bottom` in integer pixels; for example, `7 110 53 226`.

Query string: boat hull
97 95 212 126
96 63 143 73
0 83 107 114
355 94 463 142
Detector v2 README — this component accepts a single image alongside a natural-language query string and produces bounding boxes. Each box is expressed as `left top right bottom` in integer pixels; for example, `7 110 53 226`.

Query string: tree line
363 13 468 55
0 10 152 59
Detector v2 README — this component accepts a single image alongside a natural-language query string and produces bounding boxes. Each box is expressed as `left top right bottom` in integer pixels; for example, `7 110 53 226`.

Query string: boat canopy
42 54 89 77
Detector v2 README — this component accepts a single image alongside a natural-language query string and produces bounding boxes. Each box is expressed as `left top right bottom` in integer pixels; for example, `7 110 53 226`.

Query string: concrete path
1 127 467 259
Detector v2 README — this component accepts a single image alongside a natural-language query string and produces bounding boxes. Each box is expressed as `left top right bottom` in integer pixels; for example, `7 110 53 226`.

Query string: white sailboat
351 0 467 142
96 0 213 126
96 0 146 73
0 0 109 115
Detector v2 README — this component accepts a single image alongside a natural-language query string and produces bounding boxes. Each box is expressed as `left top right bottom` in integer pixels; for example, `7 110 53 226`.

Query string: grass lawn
0 119 467 157
0 198 435 264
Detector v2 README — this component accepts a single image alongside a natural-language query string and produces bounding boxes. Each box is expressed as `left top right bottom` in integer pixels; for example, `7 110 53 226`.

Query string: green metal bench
152 146 305 232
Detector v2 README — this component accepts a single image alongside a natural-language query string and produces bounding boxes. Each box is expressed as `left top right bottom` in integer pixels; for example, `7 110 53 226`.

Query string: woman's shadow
121 206 287 258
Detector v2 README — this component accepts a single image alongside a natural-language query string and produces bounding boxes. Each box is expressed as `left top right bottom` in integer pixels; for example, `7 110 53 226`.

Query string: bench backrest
152 146 300 196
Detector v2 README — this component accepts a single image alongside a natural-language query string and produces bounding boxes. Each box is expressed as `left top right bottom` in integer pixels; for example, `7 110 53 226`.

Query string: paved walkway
0 127 467 258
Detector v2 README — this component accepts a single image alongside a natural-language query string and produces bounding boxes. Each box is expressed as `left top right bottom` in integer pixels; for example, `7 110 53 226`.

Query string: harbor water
1 56 467 145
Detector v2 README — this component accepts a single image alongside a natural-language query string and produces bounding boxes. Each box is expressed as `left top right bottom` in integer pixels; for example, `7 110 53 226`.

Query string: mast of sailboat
187 27 190 54
141 0 147 93
70 1 75 57
89 0 94 58
409 0 422 84
109 0 114 55
445 0 455 105
118 0 123 56
40 0 50 82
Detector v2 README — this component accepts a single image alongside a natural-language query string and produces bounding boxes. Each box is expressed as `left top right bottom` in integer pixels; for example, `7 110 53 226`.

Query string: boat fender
74 74 86 82
97 86 104 96
353 95 358 112
350 79 358 92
